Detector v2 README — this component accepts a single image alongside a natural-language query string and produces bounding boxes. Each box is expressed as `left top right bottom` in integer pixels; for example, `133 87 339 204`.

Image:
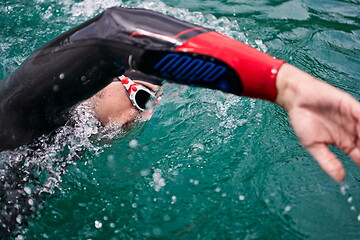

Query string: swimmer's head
89 71 162 126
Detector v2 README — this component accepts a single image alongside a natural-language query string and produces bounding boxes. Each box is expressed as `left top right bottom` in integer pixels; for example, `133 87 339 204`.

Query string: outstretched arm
0 7 284 149
1 6 359 183
276 64 360 182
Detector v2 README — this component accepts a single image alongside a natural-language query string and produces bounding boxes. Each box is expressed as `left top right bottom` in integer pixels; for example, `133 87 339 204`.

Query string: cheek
117 108 140 125
92 85 141 126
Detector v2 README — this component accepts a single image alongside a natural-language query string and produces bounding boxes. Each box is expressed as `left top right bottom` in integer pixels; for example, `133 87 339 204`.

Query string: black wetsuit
0 7 284 151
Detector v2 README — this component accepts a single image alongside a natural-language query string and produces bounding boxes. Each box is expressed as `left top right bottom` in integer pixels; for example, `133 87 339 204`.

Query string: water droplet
191 143 204 154
193 180 199 185
95 220 102 229
59 73 65 79
28 198 34 206
340 184 348 195
215 187 221 192
171 196 177 204
16 215 22 224
239 195 245 201
163 215 171 222
284 205 292 213
24 186 31 195
152 169 166 192
141 169 150 176
129 139 138 148
357 215 360 222
107 154 115 161
110 223 115 228
153 227 162 236
347 197 353 203
132 203 137 208
53 84 59 92
15 235 24 240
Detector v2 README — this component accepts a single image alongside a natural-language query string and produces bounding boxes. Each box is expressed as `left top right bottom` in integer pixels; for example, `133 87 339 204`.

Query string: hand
275 64 360 182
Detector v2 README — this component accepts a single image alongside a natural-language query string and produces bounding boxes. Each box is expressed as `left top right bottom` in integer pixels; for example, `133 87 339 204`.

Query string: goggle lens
120 76 158 112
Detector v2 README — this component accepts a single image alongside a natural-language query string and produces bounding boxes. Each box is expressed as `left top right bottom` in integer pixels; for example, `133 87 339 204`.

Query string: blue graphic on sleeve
154 53 226 82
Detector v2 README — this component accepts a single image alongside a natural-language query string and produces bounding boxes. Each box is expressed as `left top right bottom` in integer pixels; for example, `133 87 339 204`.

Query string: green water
1 0 360 239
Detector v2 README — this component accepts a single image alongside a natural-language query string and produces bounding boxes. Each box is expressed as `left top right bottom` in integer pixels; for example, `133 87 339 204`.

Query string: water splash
0 102 105 238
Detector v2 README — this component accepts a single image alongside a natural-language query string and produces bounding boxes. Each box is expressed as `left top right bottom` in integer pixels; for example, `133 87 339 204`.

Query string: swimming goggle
119 76 158 112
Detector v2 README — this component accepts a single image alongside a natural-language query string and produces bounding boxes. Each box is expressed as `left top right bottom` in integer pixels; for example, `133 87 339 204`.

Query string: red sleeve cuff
175 31 285 102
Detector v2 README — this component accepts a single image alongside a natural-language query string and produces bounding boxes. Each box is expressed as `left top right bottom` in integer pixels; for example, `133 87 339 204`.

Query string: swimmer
0 7 359 182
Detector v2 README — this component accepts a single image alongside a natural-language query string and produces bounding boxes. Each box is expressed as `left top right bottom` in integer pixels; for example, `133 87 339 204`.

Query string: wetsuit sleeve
0 7 284 150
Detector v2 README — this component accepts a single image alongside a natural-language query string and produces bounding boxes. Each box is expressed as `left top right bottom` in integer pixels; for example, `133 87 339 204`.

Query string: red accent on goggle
121 77 129 84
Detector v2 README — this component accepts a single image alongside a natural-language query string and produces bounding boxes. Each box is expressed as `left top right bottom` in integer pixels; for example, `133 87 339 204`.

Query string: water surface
0 0 359 239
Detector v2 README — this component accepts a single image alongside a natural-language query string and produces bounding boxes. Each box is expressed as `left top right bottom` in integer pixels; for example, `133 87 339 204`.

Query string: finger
307 144 345 182
348 147 360 167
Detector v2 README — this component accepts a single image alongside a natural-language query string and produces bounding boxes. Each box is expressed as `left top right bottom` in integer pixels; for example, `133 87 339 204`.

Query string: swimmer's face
90 80 160 126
